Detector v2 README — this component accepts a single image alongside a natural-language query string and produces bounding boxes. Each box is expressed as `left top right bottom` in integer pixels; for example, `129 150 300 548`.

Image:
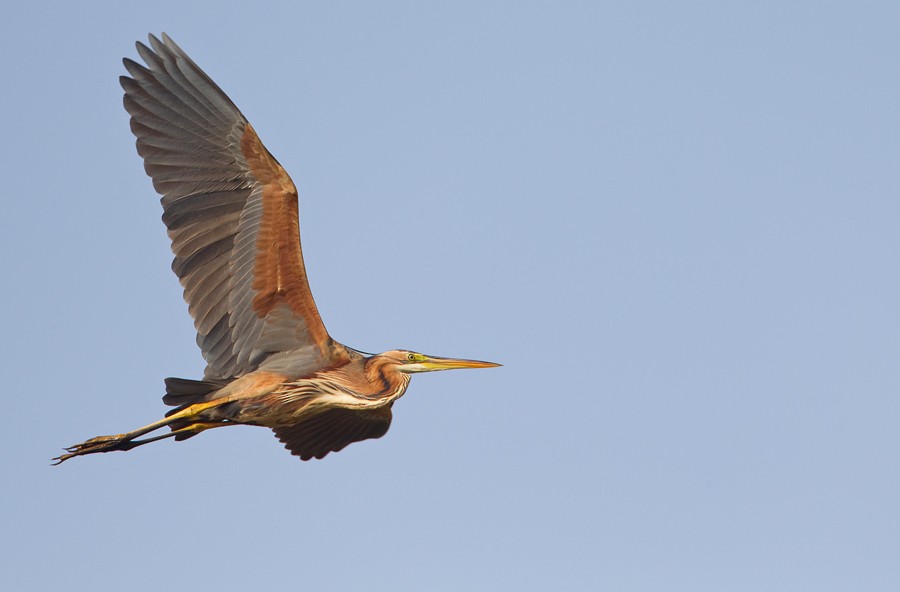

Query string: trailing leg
52 400 226 464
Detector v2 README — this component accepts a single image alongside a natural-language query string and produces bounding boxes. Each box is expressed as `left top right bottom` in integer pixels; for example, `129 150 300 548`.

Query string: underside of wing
121 34 334 379
272 406 394 460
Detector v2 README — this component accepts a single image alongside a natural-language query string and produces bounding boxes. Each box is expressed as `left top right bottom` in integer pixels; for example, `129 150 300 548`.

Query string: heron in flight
54 34 498 464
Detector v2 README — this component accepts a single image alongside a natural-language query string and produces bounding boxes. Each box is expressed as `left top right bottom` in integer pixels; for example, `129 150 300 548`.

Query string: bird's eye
407 353 416 361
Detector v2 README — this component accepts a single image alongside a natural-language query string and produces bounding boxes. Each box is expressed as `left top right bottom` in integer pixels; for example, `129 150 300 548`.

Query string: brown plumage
54 34 498 465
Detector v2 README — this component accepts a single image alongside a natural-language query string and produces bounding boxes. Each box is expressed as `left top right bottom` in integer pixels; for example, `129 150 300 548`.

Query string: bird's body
160 349 415 460
54 34 497 464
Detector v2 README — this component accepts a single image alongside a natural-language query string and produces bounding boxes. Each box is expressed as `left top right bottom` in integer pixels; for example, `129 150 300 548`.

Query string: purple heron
53 34 499 464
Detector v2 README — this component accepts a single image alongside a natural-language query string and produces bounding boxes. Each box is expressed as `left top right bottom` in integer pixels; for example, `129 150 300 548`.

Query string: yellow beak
410 356 502 373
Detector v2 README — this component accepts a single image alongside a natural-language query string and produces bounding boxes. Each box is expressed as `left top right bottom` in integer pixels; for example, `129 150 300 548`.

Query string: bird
53 34 499 464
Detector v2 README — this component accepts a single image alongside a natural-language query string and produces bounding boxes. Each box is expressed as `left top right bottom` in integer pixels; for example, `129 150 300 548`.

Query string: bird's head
377 350 501 374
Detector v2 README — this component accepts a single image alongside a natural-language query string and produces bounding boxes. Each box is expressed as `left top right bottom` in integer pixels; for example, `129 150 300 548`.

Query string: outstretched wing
272 406 394 460
122 34 333 379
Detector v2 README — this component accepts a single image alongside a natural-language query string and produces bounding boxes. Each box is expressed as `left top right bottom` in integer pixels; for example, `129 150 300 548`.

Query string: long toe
52 435 128 464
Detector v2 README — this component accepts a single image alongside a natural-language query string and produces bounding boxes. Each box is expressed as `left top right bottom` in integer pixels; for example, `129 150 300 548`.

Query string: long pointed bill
414 356 502 372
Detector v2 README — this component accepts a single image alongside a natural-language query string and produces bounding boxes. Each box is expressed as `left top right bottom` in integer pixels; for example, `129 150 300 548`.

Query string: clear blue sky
3 1 899 590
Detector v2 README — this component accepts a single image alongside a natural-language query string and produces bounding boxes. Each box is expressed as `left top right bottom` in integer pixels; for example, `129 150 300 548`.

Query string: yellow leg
52 400 227 465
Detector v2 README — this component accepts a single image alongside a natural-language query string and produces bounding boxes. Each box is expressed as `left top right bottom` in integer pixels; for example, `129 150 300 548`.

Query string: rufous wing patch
240 123 329 347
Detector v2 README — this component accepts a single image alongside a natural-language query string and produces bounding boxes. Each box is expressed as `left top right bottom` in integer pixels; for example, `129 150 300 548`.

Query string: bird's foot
52 434 131 465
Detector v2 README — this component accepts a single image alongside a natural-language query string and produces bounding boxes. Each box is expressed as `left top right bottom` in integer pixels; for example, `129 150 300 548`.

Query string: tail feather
162 377 227 408
163 377 230 436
